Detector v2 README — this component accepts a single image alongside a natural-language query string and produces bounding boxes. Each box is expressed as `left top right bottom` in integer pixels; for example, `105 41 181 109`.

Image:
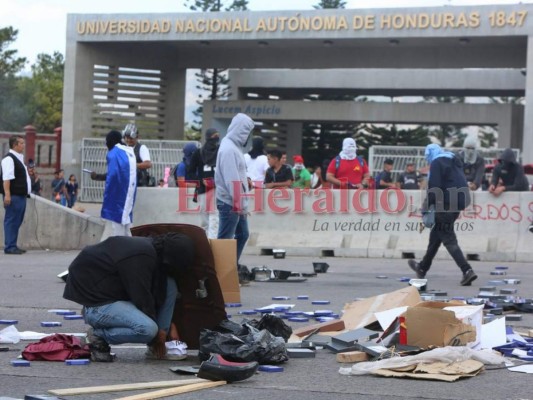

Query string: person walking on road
408 144 477 286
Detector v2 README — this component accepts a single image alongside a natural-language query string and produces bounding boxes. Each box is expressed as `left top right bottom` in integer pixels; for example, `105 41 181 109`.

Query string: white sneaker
145 340 188 361
166 340 188 360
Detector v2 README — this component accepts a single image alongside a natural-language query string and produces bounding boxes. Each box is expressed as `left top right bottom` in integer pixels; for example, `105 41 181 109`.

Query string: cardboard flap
341 287 421 330
404 307 476 348
209 239 240 303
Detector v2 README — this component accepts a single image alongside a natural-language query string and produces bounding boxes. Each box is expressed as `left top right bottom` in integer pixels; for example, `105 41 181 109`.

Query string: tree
0 51 64 132
0 26 28 130
0 27 26 78
313 0 347 9
422 96 466 147
184 0 249 130
26 52 65 132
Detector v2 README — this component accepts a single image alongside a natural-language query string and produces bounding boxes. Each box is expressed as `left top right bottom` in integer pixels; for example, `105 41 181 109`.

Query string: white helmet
122 123 138 139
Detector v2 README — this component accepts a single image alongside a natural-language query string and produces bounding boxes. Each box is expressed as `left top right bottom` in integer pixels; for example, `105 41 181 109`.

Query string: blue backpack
334 155 366 175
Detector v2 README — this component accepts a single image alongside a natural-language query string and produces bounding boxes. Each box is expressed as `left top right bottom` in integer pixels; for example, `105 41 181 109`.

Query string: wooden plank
48 378 208 396
114 380 226 400
336 350 369 363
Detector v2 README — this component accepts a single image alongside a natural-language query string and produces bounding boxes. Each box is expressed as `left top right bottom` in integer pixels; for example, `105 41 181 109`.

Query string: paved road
1 250 532 399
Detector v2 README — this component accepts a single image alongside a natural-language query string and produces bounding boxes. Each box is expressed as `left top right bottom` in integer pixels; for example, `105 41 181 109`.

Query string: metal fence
80 138 199 202
368 145 521 179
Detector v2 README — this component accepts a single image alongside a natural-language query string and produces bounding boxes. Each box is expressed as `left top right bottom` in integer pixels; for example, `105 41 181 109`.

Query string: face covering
339 138 357 160
463 148 477 164
294 163 304 170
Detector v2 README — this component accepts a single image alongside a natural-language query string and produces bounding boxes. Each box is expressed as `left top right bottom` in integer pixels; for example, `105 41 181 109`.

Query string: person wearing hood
215 113 255 264
326 138 370 189
244 136 269 188
63 233 194 362
489 148 529 196
188 128 220 239
91 130 137 238
174 143 198 188
457 136 485 191
408 144 477 287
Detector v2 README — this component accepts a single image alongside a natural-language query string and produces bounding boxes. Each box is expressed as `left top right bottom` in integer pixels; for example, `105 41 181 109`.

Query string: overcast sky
1 0 532 63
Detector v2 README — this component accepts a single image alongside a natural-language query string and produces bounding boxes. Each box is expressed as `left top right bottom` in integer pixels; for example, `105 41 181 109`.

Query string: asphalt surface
1 250 532 400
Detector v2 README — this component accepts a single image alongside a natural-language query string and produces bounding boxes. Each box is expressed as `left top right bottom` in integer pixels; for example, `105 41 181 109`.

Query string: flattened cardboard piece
374 360 483 381
402 302 479 348
373 369 473 382
210 239 240 303
341 287 421 331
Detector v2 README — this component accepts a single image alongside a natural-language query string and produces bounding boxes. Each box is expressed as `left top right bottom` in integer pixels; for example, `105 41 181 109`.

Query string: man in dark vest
123 123 153 187
1 135 31 254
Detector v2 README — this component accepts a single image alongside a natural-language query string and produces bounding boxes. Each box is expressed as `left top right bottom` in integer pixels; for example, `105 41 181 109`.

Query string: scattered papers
478 317 507 350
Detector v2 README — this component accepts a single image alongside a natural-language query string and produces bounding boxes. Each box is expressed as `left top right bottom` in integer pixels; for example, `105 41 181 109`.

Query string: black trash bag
215 318 250 336
199 323 288 364
247 314 293 342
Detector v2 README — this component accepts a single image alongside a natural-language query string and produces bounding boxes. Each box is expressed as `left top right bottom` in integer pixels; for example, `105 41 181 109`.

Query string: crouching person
63 234 194 362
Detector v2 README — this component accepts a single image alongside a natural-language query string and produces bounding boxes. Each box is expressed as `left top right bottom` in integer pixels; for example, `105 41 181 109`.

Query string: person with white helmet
123 123 154 187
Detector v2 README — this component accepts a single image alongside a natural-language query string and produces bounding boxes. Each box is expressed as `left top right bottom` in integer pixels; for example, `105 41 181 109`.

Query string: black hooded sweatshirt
63 236 165 321
491 149 529 191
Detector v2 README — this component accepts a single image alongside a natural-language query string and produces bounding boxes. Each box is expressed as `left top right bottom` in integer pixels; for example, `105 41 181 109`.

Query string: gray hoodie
215 113 255 212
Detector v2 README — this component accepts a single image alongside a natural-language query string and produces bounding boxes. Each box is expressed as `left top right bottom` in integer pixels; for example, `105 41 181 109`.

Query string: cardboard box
209 239 240 303
400 301 483 348
341 286 421 330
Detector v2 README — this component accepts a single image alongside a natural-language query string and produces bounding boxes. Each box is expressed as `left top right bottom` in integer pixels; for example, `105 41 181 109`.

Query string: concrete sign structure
63 4 533 169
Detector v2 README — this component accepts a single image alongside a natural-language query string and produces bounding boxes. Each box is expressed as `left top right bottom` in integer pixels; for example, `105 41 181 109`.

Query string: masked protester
215 113 255 282
244 137 269 188
91 130 137 238
326 138 370 189
489 148 529 196
408 144 477 287
291 155 311 189
188 128 220 239
458 136 485 191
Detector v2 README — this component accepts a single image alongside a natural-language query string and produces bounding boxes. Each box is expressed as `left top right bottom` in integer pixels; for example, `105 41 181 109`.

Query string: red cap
293 155 304 164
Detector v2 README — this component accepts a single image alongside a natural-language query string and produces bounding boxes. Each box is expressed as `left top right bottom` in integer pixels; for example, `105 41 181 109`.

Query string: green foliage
479 126 498 148
422 96 466 146
427 124 466 147
489 96 525 105
313 0 347 9
184 0 249 131
0 76 31 130
23 52 64 132
0 50 64 132
0 27 26 78
184 0 248 12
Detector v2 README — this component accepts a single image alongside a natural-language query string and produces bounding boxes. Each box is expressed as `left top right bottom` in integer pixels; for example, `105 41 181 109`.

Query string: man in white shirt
244 137 269 188
1 135 31 254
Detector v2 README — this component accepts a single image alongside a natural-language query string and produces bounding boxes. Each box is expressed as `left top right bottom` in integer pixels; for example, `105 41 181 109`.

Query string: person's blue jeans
84 277 177 345
217 200 249 262
3 194 27 252
67 194 77 208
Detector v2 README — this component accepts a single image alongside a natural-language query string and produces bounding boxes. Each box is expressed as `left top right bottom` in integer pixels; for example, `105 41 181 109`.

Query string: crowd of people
2 115 533 363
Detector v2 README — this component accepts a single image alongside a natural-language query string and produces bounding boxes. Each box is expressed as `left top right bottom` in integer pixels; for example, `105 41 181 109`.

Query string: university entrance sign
62 4 533 170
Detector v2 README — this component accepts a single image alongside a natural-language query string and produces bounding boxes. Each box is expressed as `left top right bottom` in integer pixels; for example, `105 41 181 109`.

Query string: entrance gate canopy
63 4 533 170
